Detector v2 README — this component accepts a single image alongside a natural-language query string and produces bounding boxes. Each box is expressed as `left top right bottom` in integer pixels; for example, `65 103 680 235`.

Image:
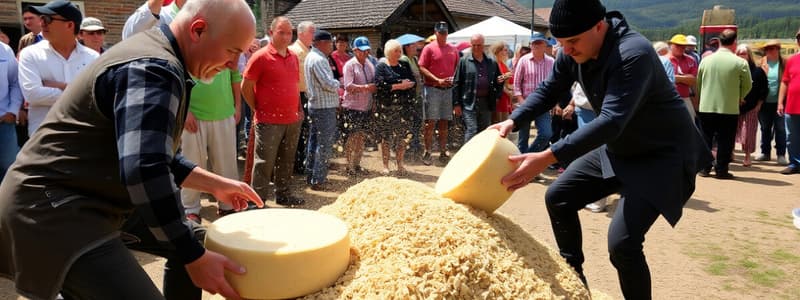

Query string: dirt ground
2 139 799 300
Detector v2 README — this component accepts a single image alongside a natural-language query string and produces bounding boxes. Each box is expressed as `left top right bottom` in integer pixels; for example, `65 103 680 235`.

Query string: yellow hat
668 34 690 46
426 34 436 43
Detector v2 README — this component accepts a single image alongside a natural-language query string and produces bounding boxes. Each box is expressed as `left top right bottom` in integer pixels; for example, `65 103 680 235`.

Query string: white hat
80 17 105 31
685 35 698 46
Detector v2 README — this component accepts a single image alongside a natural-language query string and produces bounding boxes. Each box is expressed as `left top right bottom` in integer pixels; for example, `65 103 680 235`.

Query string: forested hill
518 0 800 40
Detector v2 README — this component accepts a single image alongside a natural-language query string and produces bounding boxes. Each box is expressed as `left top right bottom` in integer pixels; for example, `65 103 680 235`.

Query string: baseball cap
434 21 448 33
313 30 332 42
29 0 82 26
685 35 698 46
80 17 105 32
352 36 371 51
668 34 690 46
530 31 555 45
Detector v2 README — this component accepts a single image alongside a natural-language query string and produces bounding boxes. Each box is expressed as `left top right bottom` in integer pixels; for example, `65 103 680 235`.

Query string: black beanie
549 0 607 38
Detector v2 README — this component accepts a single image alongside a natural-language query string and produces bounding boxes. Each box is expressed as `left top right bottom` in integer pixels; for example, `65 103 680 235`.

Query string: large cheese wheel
205 209 350 299
435 129 521 213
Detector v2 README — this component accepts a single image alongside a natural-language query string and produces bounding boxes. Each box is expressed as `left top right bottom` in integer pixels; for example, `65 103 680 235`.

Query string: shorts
423 86 453 121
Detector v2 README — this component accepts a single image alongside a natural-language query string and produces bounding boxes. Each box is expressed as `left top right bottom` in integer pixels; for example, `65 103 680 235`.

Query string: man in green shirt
696 29 752 179
182 68 242 221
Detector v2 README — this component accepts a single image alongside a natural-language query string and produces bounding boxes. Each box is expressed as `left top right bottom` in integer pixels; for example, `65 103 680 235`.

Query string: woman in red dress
490 41 513 123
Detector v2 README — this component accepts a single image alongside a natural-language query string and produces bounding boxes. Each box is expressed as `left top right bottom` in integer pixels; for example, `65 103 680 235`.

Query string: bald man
0 0 259 299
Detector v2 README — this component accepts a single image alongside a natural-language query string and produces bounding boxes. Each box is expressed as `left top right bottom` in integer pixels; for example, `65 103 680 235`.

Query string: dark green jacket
452 53 503 111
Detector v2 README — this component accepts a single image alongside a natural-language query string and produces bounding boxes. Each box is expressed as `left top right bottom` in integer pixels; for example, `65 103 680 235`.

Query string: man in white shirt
122 0 187 39
17 0 99 135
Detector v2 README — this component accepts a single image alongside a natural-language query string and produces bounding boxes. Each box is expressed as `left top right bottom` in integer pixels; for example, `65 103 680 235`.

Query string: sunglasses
42 15 69 25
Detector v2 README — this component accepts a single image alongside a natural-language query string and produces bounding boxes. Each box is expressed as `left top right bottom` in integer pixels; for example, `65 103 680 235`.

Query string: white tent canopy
447 16 532 51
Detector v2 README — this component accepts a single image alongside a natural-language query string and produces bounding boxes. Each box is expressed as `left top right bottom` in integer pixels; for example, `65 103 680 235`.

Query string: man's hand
185 250 246 300
42 80 67 91
453 105 462 117
777 103 785 117
209 177 264 211
17 110 27 126
501 149 558 191
366 83 377 93
487 119 515 138
0 113 15 124
184 112 198 133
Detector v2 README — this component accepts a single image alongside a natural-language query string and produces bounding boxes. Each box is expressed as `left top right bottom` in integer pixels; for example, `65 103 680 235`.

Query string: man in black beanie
490 0 712 298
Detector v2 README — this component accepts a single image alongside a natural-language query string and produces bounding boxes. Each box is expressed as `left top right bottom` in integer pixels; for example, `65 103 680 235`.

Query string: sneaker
422 152 433 166
585 198 607 213
439 152 450 163
780 166 800 175
754 154 770 161
714 172 735 180
777 156 789 166
310 182 335 192
276 195 305 206
697 169 712 177
792 208 800 230
186 213 202 223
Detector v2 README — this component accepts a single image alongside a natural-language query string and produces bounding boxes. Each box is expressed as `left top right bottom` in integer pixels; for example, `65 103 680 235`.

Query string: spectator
181 68 243 222
757 39 788 165
513 31 555 154
696 29 752 179
734 44 768 167
653 41 675 84
0 0 261 298
341 36 376 175
288 21 315 175
397 34 426 158
702 37 720 58
419 21 459 165
18 0 99 136
777 27 800 175
304 30 340 190
490 41 513 124
668 34 698 119
452 34 503 142
0 29 9 45
122 0 186 39
236 38 261 158
685 35 701 64
511 44 531 70
17 8 43 54
331 34 351 80
374 39 416 175
0 41 22 181
78 17 107 54
241 16 305 206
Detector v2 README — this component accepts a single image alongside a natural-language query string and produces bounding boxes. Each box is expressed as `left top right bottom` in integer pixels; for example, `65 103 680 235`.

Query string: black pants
698 112 738 173
61 210 202 300
295 92 310 174
545 148 660 299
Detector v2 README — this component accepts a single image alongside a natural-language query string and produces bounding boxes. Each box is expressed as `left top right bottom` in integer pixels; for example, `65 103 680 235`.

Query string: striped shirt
513 53 555 99
305 48 340 109
342 57 375 111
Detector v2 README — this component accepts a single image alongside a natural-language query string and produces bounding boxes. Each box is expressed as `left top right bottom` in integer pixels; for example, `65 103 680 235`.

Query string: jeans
236 102 252 152
0 123 19 182
462 105 492 143
545 148 659 299
786 114 800 168
306 108 338 185
758 102 786 157
517 112 552 153
61 209 203 300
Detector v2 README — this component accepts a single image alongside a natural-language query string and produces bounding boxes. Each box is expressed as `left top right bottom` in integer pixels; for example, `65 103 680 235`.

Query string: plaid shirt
96 28 204 263
305 48 340 109
513 53 555 99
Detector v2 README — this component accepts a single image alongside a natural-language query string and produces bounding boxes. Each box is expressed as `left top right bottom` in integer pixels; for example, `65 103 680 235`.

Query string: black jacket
452 53 503 111
510 11 713 226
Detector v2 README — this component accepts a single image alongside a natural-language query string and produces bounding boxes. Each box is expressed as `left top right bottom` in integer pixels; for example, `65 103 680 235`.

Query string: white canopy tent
447 16 532 52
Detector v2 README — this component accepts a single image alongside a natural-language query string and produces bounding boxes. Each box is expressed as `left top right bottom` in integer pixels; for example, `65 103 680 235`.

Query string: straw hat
761 39 781 49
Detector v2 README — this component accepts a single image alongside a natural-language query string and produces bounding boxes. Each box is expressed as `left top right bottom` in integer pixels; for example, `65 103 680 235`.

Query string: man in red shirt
419 21 460 165
241 16 305 206
778 27 800 175
668 34 698 119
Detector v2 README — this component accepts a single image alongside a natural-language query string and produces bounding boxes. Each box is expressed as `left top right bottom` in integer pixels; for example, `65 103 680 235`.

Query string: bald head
171 0 256 82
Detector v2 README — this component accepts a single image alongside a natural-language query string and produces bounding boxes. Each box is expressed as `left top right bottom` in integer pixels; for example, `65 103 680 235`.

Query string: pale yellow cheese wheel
205 209 350 299
435 129 521 213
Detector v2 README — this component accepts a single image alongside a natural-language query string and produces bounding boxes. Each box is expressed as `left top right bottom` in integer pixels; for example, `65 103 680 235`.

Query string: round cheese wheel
435 129 521 213
205 209 350 299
